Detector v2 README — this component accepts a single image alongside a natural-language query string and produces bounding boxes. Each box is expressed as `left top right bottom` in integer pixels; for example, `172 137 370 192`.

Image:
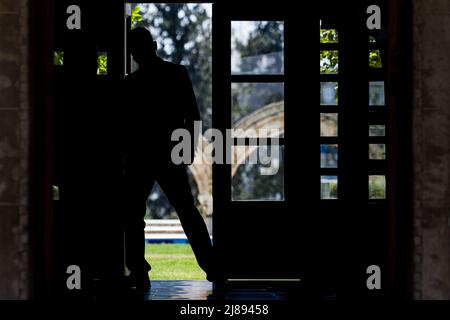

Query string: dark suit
123 57 213 276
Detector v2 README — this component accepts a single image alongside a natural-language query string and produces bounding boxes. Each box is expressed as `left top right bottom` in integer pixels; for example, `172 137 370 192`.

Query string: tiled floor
105 280 304 300
140 280 213 300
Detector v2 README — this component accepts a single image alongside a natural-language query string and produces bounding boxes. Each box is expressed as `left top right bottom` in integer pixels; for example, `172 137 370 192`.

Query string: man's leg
157 166 214 275
123 171 153 277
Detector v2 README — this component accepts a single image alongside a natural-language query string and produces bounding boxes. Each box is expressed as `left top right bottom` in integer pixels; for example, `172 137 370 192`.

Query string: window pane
320 113 338 137
54 51 64 65
369 175 386 199
232 145 284 201
97 52 107 75
52 185 60 200
369 50 382 68
321 82 338 105
369 144 386 160
320 50 338 74
321 176 338 199
369 125 385 137
320 29 338 43
369 81 385 106
232 82 284 133
321 144 338 168
231 21 284 75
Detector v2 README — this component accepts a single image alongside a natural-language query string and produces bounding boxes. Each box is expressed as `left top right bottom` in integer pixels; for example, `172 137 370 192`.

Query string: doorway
42 0 409 299
125 2 213 281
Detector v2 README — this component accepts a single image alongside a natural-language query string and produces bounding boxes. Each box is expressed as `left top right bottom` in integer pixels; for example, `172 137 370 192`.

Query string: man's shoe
126 272 151 291
207 271 227 284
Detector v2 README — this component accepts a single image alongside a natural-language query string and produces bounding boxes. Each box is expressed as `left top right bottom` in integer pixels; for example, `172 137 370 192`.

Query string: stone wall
0 0 30 299
413 0 450 300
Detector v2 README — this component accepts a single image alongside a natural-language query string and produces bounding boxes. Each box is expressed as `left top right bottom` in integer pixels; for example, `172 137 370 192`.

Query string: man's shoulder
159 59 187 74
123 59 187 80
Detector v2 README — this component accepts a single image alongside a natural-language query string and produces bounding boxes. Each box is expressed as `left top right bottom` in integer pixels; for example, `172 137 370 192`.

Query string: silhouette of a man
123 27 214 289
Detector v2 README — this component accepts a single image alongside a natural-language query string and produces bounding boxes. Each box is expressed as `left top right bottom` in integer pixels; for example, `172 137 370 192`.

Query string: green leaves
320 29 338 43
369 176 386 199
369 50 382 68
320 50 339 74
97 53 107 75
131 6 143 26
329 181 338 199
53 51 64 66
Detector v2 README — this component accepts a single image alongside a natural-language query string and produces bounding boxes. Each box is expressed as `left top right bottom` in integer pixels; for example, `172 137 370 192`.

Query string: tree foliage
54 51 64 66
369 177 386 199
320 50 338 74
97 54 107 75
234 21 283 74
369 50 382 68
320 29 338 43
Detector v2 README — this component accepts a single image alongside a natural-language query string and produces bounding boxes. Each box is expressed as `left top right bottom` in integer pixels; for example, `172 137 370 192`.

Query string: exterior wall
413 0 450 300
0 0 30 299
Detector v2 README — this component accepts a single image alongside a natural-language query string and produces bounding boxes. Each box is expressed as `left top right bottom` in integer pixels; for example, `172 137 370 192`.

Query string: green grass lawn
145 244 206 280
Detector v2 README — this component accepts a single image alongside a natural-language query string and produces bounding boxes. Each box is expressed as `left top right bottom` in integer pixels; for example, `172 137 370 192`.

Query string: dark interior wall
0 0 31 299
51 0 126 297
412 0 450 300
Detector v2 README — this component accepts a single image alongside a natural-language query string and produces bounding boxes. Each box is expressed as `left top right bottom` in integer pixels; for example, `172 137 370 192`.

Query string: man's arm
180 66 200 164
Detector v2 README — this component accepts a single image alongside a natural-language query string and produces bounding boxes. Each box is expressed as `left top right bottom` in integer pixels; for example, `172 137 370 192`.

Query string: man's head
128 27 157 66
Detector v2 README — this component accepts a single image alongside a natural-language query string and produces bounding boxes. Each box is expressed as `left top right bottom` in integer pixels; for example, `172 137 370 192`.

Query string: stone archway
189 101 284 217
